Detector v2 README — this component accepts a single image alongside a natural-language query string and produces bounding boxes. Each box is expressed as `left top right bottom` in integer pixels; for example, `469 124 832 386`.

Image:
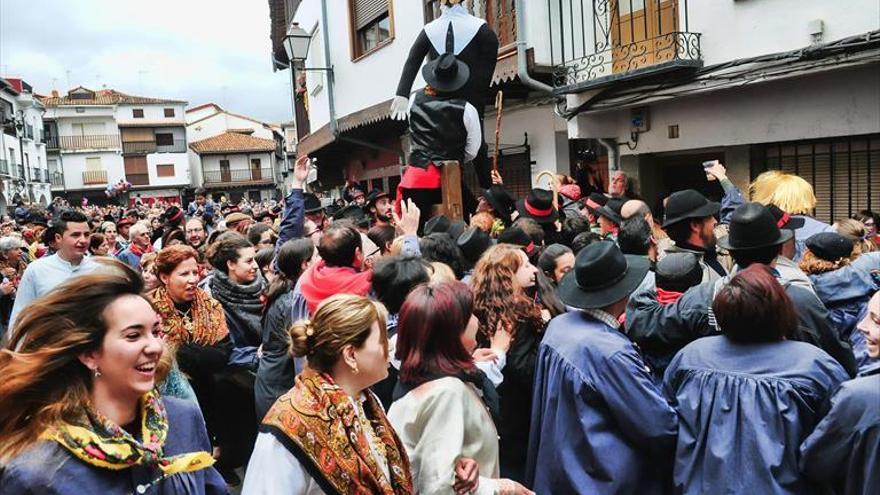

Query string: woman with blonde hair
470 243 543 482
243 294 414 494
834 218 878 254
0 263 224 493
749 170 833 259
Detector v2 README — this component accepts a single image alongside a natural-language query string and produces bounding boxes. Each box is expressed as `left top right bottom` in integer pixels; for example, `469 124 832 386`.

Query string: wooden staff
492 90 504 172
535 170 560 211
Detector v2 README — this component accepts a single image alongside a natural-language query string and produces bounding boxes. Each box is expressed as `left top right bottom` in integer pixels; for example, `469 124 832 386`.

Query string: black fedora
333 204 366 222
557 240 650 310
662 189 720 228
303 193 323 214
595 197 625 225
516 189 558 225
448 220 467 243
497 225 536 255
483 185 516 223
717 203 793 251
458 227 494 266
424 214 451 235
582 192 608 216
422 52 470 93
365 188 389 210
766 204 805 231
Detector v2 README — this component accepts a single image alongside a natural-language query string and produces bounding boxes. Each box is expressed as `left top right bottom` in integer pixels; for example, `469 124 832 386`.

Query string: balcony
16 164 25 178
31 168 42 182
203 168 274 186
126 173 150 186
123 141 158 154
82 170 108 185
51 172 64 188
58 134 121 152
548 0 702 94
0 159 8 175
46 135 59 149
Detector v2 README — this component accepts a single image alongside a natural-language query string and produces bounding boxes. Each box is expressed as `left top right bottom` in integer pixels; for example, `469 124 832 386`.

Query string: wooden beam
438 160 463 221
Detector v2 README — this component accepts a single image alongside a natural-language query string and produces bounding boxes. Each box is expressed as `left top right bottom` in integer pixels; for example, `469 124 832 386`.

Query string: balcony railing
126 173 150 186
51 172 64 187
203 168 274 185
548 0 702 93
0 159 8 175
58 134 121 151
123 141 158 154
31 168 42 182
82 170 108 185
46 136 59 149
156 139 187 153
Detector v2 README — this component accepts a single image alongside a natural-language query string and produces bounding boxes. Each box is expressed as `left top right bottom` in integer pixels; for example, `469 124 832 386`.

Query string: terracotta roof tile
40 87 185 107
189 131 276 154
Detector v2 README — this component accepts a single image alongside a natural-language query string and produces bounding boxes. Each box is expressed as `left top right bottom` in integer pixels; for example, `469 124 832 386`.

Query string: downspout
514 0 554 95
320 0 406 167
598 138 619 171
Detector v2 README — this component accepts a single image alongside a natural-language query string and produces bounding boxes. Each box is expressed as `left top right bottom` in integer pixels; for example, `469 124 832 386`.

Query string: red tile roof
189 131 276 154
40 87 185 107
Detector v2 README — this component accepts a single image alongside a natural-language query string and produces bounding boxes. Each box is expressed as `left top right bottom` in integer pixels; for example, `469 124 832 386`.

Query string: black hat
662 189 721 228
448 220 467 243
333 204 366 222
717 203 793 251
458 227 493 265
161 205 184 225
655 252 703 293
25 212 48 227
483 185 516 224
766 204 805 231
497 225 536 255
805 232 854 262
595 197 625 225
365 188 389 210
516 189 558 225
582 192 608 216
255 210 276 222
325 204 341 218
303 193 323 214
422 52 470 93
424 215 451 235
557 240 650 310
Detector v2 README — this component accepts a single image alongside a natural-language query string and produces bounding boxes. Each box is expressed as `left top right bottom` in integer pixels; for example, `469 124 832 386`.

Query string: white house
185 103 285 202
0 78 52 211
41 87 190 206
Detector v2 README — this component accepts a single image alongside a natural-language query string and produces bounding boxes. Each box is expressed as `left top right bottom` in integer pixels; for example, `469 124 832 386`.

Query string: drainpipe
598 138 619 172
514 0 554 95
319 0 406 168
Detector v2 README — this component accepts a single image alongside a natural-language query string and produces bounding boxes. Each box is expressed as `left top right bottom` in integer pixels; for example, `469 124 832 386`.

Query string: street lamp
284 23 313 65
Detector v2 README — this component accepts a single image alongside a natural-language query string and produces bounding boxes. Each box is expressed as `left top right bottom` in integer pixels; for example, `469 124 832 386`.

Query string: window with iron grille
132 109 145 118
350 0 393 59
163 108 175 117
753 134 880 224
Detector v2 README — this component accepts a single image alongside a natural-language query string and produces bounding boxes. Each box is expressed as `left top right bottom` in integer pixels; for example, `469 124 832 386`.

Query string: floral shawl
150 286 228 346
261 370 413 495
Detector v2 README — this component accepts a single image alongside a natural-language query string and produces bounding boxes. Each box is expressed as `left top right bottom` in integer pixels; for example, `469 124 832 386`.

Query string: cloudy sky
0 0 292 123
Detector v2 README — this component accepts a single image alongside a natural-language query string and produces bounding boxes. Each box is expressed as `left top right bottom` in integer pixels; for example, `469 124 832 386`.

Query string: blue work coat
526 311 678 494
663 336 849 494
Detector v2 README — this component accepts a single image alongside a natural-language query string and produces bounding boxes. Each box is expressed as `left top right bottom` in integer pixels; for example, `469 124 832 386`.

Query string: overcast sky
0 0 292 123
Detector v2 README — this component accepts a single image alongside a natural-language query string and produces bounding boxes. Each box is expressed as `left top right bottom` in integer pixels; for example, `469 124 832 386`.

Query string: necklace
174 307 195 335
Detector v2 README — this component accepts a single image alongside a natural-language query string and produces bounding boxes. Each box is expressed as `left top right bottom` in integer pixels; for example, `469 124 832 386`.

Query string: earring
349 364 359 374
93 368 102 378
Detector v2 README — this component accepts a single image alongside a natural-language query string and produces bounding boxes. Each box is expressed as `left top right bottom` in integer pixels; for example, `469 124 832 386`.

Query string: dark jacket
0 397 226 494
408 90 469 168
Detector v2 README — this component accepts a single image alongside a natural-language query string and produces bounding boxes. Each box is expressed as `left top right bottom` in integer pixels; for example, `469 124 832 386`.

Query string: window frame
348 0 395 62
154 132 175 147
163 108 175 118
156 163 175 177
132 108 145 119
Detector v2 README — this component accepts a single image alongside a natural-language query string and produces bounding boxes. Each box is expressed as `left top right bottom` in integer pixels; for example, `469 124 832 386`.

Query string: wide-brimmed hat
717 203 793 251
303 193 323 214
516 189 558 225
662 189 720 228
766 204 805 231
225 212 252 228
424 215 451 235
458 227 494 265
557 240 650 309
805 232 854 261
448 220 467 243
422 52 470 93
161 205 184 225
595 197 625 225
497 225 537 256
365 188 389 210
333 204 366 222
483 185 516 223
582 192 608 216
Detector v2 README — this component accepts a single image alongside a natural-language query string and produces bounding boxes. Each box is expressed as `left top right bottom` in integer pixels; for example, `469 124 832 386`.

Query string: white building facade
0 78 52 211
41 87 190 206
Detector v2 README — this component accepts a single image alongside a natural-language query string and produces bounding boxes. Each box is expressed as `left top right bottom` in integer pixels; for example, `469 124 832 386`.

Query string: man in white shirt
8 210 99 332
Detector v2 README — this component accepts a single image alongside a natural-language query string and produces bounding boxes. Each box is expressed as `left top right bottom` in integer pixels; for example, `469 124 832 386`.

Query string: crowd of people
0 152 875 494
0 37 878 493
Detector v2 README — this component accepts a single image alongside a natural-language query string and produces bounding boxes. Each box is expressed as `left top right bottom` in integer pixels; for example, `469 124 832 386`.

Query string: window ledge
351 36 394 63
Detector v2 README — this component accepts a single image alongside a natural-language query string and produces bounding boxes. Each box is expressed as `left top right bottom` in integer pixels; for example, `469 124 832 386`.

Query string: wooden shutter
353 0 388 30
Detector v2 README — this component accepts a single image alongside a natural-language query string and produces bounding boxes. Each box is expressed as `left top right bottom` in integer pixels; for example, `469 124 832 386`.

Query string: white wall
46 105 115 121
490 104 570 178
60 151 125 190
116 103 187 125
200 153 273 174
187 112 275 142
185 105 221 124
54 116 116 137
146 152 190 186
571 65 880 155
0 91 49 183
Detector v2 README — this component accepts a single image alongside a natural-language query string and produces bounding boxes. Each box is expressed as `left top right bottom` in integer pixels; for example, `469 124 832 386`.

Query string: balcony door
220 159 231 183
610 0 679 73
250 158 262 181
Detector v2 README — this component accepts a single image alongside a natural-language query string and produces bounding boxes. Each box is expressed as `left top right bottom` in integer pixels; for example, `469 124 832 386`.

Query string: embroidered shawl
261 370 413 495
150 286 228 346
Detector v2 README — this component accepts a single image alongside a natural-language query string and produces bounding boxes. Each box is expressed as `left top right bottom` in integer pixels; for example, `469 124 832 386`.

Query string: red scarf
299 260 372 314
129 242 153 258
656 288 684 305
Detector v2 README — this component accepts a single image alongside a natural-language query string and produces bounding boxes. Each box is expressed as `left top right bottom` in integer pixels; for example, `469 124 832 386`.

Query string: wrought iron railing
58 134 121 151
548 0 701 92
123 141 158 154
82 170 108 185
46 136 59 149
51 172 64 187
203 168 274 185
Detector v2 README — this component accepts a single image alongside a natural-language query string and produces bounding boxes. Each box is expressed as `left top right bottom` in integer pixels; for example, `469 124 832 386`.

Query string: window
350 0 393 59
85 157 103 171
155 133 174 146
306 27 325 95
75 107 85 113
163 108 175 117
132 109 145 118
156 164 175 177
24 153 29 167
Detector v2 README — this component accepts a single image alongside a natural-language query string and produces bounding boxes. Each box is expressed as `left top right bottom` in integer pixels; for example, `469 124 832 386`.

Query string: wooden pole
492 90 504 172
